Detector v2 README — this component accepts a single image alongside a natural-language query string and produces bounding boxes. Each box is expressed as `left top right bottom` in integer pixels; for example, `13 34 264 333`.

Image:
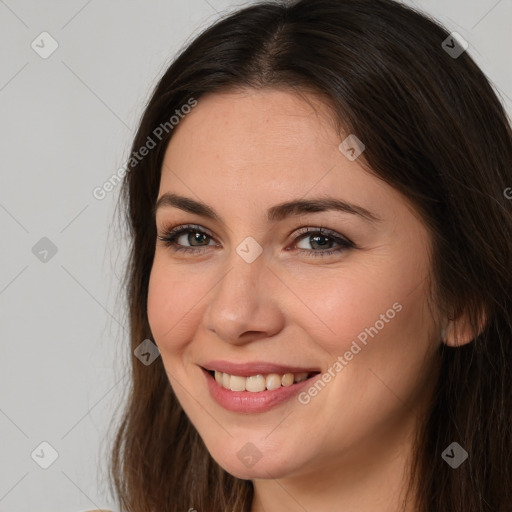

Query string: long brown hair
108 1 512 510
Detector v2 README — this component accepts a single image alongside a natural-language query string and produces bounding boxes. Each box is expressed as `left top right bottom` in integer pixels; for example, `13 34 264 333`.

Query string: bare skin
147 88 474 512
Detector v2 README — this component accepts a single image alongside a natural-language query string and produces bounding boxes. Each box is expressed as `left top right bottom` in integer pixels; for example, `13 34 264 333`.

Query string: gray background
1 1 510 510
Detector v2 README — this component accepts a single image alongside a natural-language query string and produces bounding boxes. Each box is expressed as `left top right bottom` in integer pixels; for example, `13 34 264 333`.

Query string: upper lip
202 360 321 377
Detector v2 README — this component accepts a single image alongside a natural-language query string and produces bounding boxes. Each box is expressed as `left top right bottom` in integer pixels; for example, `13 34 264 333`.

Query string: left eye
290 227 354 257
157 224 354 258
295 231 343 251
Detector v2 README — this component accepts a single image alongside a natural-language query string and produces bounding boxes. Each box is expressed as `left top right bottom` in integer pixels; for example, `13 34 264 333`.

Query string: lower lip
202 368 318 413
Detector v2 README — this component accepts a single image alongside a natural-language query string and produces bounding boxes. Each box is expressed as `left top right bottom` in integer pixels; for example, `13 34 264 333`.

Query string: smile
201 362 321 413
210 370 313 392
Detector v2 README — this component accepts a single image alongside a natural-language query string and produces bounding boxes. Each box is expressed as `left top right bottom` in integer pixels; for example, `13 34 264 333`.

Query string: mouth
201 363 322 413
204 369 321 392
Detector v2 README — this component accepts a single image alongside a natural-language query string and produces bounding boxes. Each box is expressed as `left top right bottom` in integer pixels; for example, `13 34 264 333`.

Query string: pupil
191 232 207 245
312 235 330 249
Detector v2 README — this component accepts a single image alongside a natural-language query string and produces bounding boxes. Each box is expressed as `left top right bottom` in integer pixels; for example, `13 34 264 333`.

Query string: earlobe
441 310 487 347
442 320 472 347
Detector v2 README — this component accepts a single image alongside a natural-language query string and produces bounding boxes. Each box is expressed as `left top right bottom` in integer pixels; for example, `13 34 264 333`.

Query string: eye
157 224 355 258
291 227 354 258
157 224 217 254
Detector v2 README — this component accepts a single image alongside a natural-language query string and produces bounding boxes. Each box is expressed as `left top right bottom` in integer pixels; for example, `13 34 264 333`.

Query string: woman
108 0 512 510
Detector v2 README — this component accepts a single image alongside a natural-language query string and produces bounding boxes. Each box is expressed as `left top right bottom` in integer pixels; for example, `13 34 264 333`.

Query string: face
147 88 441 482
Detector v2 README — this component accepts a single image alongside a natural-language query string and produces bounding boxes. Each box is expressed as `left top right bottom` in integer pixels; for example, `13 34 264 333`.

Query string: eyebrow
153 192 381 224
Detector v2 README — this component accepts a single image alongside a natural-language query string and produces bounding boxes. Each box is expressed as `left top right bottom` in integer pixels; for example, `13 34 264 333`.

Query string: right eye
157 224 218 254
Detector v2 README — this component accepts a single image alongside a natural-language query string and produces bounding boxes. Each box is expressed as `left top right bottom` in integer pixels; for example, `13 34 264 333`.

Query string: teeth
229 375 246 392
266 373 282 391
246 375 266 392
213 370 311 392
281 373 294 386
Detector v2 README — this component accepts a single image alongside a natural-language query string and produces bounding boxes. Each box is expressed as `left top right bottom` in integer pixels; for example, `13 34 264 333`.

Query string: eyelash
157 223 355 258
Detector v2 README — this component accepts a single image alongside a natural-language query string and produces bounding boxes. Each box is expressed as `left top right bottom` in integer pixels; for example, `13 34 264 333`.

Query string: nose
202 249 285 346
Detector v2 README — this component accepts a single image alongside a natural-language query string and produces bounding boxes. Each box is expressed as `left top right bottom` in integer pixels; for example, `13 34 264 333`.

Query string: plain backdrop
0 0 511 510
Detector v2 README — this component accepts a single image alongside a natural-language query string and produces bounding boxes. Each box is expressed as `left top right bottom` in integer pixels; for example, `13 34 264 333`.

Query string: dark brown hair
108 0 512 510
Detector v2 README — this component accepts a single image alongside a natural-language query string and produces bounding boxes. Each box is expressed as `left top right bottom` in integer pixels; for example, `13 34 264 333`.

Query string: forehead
158 88 408 226
168 87 339 156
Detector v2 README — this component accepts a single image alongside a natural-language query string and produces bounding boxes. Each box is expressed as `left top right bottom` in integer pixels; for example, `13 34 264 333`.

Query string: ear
441 309 487 347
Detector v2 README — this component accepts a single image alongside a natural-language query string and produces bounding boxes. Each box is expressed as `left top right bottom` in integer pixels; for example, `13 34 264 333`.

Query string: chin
205 442 304 481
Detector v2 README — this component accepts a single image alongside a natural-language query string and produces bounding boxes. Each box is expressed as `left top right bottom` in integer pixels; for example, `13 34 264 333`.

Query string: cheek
290 265 406 352
295 270 435 443
319 269 435 410
147 257 205 355
291 252 433 370
147 264 172 340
